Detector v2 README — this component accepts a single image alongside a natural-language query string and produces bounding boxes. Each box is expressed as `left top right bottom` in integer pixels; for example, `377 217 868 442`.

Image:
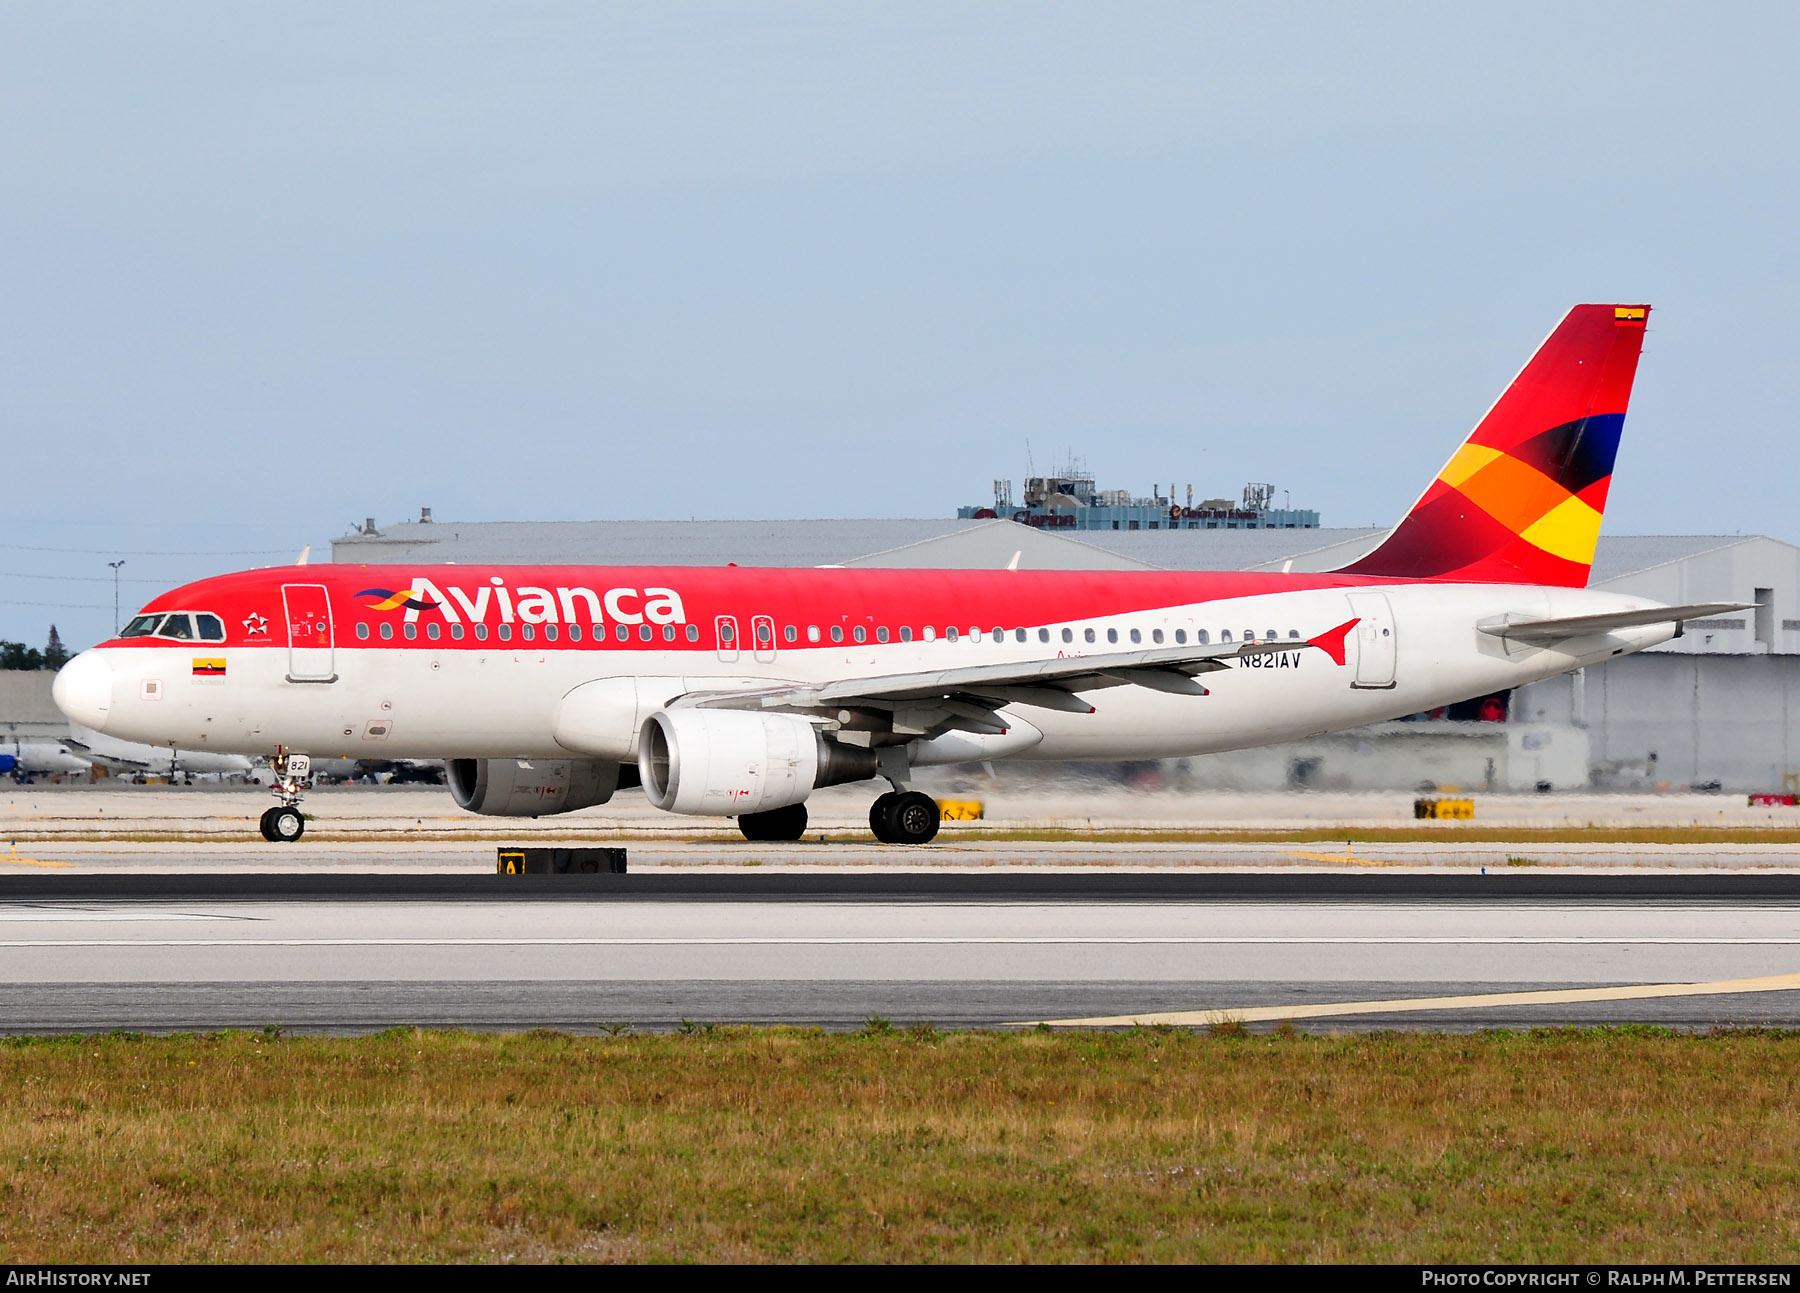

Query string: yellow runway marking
1284 848 1402 867
1027 971 1800 1028
4 845 73 869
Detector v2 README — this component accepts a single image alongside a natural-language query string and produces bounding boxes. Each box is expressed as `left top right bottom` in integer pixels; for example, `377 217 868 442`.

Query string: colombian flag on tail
1338 303 1650 588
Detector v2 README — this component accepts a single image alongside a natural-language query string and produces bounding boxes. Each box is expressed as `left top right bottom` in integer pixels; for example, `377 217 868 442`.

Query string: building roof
333 518 986 569
332 519 1783 581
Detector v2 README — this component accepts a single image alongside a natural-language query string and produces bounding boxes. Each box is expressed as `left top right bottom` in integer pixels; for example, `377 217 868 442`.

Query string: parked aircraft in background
61 724 255 783
1 738 91 782
54 305 1745 843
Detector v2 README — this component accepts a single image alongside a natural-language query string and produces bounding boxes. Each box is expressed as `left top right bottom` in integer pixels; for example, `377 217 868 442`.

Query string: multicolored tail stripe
1340 304 1649 587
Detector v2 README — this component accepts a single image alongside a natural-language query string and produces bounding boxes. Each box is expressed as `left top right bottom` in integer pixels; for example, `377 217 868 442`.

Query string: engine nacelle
446 757 621 817
638 709 877 816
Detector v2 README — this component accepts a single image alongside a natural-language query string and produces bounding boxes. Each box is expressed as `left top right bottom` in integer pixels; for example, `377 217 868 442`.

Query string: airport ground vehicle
54 305 1737 842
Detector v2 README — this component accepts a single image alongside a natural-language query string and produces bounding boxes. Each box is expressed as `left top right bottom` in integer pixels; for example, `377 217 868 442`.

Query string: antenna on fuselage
296 545 311 566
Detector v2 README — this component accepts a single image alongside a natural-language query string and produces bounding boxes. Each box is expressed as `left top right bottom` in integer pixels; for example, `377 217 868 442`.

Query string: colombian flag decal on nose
355 588 439 612
191 658 226 677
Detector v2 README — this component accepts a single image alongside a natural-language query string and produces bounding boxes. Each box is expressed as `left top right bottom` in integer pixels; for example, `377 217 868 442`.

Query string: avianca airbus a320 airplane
54 304 1743 844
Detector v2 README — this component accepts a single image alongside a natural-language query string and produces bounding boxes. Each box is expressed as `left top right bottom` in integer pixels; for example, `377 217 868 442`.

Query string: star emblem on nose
243 613 269 636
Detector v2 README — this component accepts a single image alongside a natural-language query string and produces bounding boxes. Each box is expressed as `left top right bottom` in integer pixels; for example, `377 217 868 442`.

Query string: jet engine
638 710 878 816
446 757 622 817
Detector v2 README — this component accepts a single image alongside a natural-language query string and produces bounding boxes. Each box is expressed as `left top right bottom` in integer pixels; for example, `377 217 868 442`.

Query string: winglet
1308 618 1359 666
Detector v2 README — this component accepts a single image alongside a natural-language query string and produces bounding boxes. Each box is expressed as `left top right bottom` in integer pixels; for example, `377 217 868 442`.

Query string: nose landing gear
260 749 311 843
259 804 305 842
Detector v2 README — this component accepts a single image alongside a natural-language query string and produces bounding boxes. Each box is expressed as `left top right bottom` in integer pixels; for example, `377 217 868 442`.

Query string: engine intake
447 758 622 817
638 709 877 816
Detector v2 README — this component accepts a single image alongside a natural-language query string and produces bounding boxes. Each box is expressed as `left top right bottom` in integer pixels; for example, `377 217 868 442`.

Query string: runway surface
1 870 1798 1032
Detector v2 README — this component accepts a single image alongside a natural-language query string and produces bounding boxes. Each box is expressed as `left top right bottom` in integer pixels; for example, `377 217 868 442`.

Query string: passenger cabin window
1152 629 1164 645
1221 630 1232 642
784 626 797 644
1107 628 1119 644
452 624 465 641
807 625 821 643
685 625 698 642
568 625 582 642
663 624 677 641
404 623 418 640
899 627 911 642
1129 628 1141 644
1015 628 1027 643
757 622 773 644
876 627 889 643
543 624 558 642
1174 629 1187 644
380 623 394 640
427 623 441 641
475 625 489 641
615 624 629 642
497 624 512 642
1061 628 1073 644
831 626 844 643
1195 630 1208 644
356 623 370 640
1084 628 1095 643
853 626 866 644
946 627 959 642
639 624 653 642
519 625 533 642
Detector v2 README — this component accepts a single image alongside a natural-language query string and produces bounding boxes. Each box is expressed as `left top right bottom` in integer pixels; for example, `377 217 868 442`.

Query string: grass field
1 1028 1797 1262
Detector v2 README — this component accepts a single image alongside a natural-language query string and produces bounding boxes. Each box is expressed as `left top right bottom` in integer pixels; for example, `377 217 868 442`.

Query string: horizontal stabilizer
1479 602 1754 644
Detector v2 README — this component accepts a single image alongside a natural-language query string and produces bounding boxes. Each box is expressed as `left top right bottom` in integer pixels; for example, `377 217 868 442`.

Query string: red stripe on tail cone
1308 618 1359 666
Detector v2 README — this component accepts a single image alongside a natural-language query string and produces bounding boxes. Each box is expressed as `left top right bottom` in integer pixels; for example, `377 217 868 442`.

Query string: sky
4 2 1798 649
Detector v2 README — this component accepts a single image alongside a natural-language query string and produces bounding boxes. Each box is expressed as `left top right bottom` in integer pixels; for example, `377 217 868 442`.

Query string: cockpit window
117 611 224 642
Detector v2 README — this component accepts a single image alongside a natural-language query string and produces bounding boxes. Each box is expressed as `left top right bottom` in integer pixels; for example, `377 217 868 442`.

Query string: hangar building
331 515 1800 794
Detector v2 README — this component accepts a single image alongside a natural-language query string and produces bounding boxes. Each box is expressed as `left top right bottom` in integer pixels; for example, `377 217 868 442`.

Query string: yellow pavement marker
5 841 73 869
1026 971 1800 1028
1285 843 1402 867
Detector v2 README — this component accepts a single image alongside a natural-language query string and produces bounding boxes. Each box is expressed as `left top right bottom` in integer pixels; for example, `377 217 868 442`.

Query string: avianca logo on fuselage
395 576 687 628
356 588 441 612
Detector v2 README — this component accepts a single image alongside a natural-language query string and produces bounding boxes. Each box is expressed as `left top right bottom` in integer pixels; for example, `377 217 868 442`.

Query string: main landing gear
259 749 312 843
870 790 940 845
737 802 809 842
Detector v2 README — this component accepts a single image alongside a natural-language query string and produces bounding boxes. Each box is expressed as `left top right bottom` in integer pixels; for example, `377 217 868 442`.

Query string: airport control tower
957 461 1319 532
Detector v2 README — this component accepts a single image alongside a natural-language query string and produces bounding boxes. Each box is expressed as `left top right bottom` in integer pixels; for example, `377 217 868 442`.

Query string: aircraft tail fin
1336 304 1650 587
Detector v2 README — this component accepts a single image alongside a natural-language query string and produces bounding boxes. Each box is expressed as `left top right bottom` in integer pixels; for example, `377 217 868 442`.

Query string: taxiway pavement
0 870 1796 1033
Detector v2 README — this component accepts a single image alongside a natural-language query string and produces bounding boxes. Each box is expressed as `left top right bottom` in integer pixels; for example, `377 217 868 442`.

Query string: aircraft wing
675 619 1359 735
60 732 155 773
1478 602 1754 646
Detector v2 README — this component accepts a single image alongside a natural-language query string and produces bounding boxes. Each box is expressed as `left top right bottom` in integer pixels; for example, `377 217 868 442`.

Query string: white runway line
5 935 1800 948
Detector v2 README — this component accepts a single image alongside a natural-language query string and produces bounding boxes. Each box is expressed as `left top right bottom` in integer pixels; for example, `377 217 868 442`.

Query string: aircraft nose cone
52 651 113 730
